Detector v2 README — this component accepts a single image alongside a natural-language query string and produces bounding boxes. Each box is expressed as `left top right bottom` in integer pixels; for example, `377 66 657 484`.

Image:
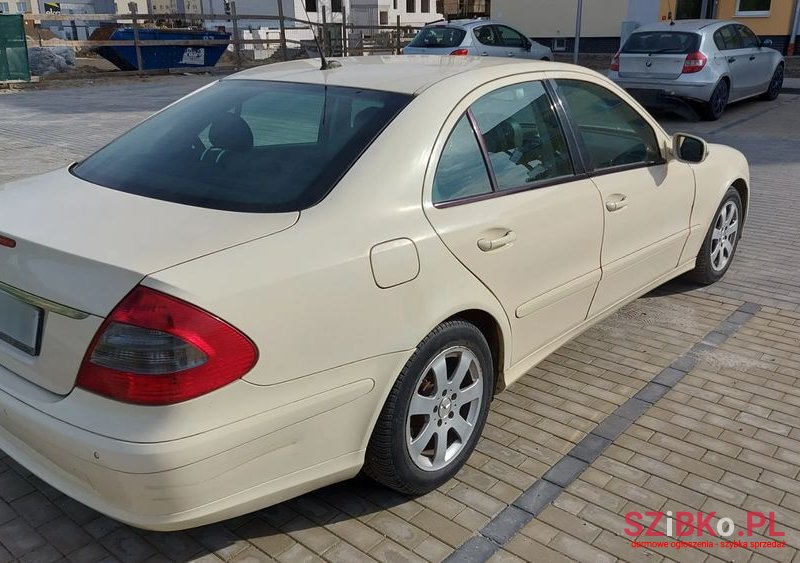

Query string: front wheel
703 80 729 121
760 64 784 101
363 320 494 495
688 187 742 285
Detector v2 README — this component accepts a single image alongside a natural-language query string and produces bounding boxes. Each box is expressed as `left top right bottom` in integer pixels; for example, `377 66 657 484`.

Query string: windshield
72 80 411 213
409 26 467 48
622 31 701 54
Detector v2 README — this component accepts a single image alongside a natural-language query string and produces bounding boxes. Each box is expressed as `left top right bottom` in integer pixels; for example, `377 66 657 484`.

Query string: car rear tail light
610 51 620 71
450 48 470 56
77 286 257 405
682 51 707 73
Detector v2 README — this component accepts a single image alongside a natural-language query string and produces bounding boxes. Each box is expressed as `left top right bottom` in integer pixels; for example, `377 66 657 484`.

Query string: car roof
225 56 574 95
425 18 510 29
633 19 730 33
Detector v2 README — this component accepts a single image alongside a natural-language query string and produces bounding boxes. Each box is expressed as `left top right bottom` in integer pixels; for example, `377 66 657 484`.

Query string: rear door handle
606 195 628 212
480 52 489 56
749 55 756 60
477 231 517 251
728 57 736 63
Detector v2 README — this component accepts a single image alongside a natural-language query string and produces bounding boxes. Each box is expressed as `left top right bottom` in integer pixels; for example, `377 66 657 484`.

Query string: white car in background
0 56 747 530
403 19 553 60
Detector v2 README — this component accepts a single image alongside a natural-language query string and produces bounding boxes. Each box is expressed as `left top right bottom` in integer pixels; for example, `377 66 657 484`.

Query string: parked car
0 56 748 531
609 19 784 120
403 19 553 60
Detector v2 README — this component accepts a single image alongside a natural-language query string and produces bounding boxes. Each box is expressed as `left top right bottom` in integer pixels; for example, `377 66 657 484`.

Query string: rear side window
433 116 492 204
72 81 411 213
409 26 466 48
473 25 500 46
556 80 662 171
714 25 742 50
622 31 701 54
471 82 573 190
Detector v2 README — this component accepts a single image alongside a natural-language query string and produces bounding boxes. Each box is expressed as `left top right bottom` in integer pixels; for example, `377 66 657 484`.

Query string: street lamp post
573 0 583 65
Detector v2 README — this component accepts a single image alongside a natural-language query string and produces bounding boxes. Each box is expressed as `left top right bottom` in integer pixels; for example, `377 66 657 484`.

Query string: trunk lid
0 168 298 395
618 53 686 80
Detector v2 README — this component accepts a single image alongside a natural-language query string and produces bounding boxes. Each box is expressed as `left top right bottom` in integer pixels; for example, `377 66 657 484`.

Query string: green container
0 14 31 82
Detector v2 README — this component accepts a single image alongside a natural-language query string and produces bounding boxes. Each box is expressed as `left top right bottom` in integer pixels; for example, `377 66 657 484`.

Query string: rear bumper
0 351 411 530
610 74 717 103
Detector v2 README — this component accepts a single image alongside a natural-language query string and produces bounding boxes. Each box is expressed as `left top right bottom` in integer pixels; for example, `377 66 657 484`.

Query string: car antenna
298 0 340 70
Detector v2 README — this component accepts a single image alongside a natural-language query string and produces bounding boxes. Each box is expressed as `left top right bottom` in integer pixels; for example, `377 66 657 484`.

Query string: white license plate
0 289 43 356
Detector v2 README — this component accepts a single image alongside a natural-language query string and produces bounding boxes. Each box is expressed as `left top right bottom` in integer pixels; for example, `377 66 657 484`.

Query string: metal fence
0 14 31 81
20 4 424 77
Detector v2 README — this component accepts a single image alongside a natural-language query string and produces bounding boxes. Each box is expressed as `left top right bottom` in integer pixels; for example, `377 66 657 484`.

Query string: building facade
491 0 799 54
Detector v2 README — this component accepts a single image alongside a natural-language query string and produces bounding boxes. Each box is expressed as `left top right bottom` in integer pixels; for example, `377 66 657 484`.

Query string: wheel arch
443 308 507 396
731 177 749 226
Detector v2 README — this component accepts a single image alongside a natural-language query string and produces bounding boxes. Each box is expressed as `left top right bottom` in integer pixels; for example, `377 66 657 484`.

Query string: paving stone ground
0 75 799 563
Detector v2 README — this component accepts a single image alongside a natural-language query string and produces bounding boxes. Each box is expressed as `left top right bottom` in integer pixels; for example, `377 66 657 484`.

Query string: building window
406 0 414 12
0 2 9 12
393 0 397 8
379 10 387 24
331 0 341 11
421 0 429 12
16 1 26 10
305 0 317 12
735 0 770 16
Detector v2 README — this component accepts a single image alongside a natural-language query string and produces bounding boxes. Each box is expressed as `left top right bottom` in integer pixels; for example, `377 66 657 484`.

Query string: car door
552 77 695 317
713 24 749 100
495 24 530 58
424 78 604 364
735 24 774 96
471 24 506 57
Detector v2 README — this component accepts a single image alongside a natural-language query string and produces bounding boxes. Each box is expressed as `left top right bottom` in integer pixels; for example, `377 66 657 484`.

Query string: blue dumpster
91 27 230 71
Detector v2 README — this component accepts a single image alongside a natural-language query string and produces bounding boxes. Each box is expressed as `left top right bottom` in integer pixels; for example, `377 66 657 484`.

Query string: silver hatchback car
609 19 784 120
402 19 553 61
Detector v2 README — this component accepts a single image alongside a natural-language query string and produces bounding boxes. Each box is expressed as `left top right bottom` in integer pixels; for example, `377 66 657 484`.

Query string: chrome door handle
480 52 489 56
477 231 517 251
606 196 628 212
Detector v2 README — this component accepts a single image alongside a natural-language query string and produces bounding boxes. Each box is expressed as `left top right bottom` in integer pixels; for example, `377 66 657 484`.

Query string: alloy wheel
710 201 738 272
405 346 484 471
769 66 784 99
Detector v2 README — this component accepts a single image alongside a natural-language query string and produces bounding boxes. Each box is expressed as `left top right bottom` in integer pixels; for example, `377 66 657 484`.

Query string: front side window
433 116 492 204
473 25 500 46
556 80 662 171
736 0 770 16
471 82 573 190
72 81 410 213
736 24 760 48
496 25 527 49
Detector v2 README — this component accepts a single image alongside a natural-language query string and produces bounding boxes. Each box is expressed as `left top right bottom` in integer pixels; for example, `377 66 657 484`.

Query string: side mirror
673 133 708 163
762 38 773 48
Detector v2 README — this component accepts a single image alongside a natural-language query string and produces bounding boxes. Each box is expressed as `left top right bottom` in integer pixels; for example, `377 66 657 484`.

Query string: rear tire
363 320 494 495
688 187 742 285
760 64 784 101
703 80 729 121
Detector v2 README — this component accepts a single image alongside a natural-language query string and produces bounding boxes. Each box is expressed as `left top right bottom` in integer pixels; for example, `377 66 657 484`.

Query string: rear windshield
409 26 467 48
622 31 701 54
72 80 411 213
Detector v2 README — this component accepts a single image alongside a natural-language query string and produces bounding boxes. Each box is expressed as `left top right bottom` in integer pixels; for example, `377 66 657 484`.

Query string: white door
424 80 604 364
553 78 696 316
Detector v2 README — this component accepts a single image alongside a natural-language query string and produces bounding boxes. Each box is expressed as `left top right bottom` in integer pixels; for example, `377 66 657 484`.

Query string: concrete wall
491 0 630 38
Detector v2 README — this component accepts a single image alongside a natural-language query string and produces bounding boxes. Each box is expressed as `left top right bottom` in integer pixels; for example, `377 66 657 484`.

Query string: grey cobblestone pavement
0 75 799 563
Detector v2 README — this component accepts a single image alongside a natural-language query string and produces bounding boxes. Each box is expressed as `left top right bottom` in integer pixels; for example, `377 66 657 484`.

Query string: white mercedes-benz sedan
0 56 748 530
